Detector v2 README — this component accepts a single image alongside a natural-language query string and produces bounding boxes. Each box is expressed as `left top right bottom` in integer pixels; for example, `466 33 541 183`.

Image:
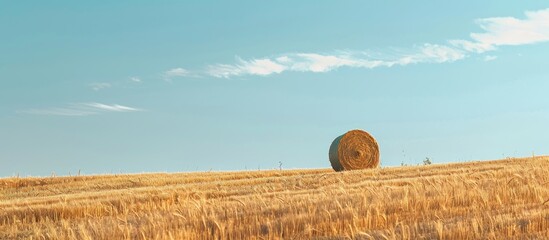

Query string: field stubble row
1 157 549 239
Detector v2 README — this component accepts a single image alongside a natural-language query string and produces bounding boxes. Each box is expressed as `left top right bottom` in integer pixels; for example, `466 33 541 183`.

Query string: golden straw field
1 157 549 239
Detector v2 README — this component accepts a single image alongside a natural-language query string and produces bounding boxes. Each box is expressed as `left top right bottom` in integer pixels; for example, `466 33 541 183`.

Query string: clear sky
2 1 549 177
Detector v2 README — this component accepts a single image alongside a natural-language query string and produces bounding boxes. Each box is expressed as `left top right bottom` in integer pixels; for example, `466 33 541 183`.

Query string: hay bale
329 129 380 171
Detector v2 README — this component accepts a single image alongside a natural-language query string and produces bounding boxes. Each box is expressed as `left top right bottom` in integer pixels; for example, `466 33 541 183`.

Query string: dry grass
1 156 549 239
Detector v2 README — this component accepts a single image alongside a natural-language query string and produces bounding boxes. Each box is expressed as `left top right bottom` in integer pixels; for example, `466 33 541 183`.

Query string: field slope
1 157 549 239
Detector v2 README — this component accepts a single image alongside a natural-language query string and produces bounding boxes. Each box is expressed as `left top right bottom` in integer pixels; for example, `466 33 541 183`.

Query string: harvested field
1 156 549 239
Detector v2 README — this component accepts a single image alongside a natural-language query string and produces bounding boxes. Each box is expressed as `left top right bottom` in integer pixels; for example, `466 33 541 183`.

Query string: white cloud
90 83 111 91
416 44 466 63
290 53 361 72
275 56 292 64
81 103 142 112
484 55 498 62
207 58 286 78
130 77 141 82
206 45 466 78
452 8 549 52
164 68 189 81
20 103 143 117
449 40 495 53
207 64 243 78
194 8 549 78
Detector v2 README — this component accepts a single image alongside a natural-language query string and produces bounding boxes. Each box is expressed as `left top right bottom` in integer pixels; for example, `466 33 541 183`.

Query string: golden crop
1 156 548 239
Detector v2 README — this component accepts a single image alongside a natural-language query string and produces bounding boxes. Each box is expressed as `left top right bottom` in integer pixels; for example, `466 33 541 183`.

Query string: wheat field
1 157 549 239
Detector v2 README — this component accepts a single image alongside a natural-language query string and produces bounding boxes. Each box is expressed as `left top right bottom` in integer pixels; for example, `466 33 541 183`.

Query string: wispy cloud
451 8 549 53
89 83 111 91
206 44 466 78
207 58 287 78
81 103 142 112
202 8 549 78
484 55 498 62
19 103 143 117
163 68 189 81
130 77 141 83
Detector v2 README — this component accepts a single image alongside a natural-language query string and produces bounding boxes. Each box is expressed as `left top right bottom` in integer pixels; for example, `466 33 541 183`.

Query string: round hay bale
329 129 380 171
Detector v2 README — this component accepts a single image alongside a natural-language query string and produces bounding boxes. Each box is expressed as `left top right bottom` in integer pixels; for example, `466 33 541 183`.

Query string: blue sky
2 1 549 177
